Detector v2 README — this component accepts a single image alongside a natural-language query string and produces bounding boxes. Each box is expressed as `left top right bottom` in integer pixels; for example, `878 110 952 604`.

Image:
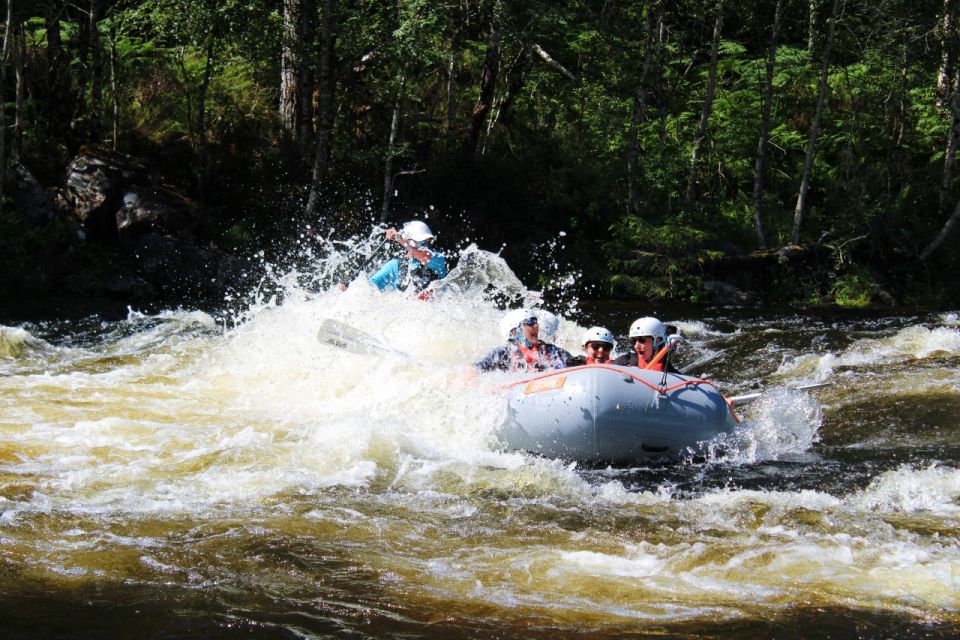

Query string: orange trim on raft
499 364 741 423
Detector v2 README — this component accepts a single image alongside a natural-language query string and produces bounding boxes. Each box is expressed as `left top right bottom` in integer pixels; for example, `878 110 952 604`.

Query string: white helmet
628 316 666 348
401 220 434 242
499 308 534 341
581 326 615 347
536 309 559 344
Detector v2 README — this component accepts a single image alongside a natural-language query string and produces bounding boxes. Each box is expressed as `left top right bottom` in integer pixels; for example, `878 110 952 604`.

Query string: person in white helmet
566 326 616 366
367 220 447 292
475 309 571 372
612 316 680 372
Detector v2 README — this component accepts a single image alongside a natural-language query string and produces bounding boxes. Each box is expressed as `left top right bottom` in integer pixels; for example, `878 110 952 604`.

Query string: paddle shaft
351 237 388 279
729 381 832 406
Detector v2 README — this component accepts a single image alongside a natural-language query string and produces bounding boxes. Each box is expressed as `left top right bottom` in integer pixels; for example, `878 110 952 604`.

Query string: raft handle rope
500 363 742 423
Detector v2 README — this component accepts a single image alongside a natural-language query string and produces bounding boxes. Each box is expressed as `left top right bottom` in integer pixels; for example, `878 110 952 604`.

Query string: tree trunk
89 0 103 143
304 0 336 218
380 78 404 223
791 0 840 245
467 0 500 158
195 34 216 197
44 0 68 140
280 0 300 136
921 197 960 261
110 26 118 149
807 0 820 57
445 4 463 152
936 66 960 221
685 0 723 204
483 45 529 153
896 35 908 147
72 7 90 139
752 0 783 250
13 21 23 158
280 0 314 142
0 0 12 213
627 5 658 215
937 0 957 109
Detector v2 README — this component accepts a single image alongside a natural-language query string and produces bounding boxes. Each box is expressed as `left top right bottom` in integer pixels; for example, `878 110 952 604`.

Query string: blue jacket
369 253 447 292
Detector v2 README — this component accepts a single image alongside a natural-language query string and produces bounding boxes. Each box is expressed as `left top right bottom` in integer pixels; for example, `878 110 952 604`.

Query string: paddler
566 326 616 366
475 309 571 372
612 316 681 372
340 220 447 293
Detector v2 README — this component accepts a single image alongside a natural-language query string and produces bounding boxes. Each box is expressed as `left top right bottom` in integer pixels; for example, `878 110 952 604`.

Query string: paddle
316 318 417 361
728 381 833 406
679 349 728 375
343 236 388 284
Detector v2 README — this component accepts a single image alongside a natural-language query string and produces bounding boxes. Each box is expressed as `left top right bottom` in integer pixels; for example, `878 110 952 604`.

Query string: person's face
521 318 539 343
405 241 431 265
585 341 612 363
632 335 655 360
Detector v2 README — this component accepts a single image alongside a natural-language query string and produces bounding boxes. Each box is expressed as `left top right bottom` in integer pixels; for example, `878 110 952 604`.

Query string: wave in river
1 242 959 637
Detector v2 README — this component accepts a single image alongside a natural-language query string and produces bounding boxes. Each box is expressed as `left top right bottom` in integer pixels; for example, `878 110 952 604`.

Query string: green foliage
604 216 721 301
831 268 875 308
5 0 960 305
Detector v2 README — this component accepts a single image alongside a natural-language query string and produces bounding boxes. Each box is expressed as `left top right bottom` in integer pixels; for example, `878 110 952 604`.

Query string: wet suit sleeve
612 353 633 366
475 345 510 372
543 344 570 369
425 252 447 279
369 259 400 291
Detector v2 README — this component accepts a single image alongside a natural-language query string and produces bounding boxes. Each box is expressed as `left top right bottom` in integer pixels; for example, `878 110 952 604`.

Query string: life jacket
619 351 664 371
509 342 552 371
512 342 540 370
398 260 436 292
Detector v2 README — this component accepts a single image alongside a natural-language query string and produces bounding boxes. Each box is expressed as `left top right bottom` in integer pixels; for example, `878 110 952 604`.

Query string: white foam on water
847 464 960 516
778 323 960 380
3 243 960 625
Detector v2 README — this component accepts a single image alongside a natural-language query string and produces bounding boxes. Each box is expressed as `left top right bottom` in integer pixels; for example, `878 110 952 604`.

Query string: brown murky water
2 282 959 638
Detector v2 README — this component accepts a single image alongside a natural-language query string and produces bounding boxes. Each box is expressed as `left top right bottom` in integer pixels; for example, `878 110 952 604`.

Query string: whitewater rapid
2 253 959 636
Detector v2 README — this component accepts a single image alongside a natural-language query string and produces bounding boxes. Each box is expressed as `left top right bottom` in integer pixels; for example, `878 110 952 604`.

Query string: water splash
722 388 824 463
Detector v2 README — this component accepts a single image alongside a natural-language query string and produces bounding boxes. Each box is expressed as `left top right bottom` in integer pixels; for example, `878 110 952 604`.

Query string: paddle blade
316 318 413 360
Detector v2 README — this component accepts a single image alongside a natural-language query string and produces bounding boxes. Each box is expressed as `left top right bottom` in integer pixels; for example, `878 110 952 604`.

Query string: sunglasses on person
631 336 653 344
521 317 538 326
586 342 612 351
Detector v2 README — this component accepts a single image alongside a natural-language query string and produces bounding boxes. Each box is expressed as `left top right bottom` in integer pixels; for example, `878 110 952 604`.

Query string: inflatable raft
497 364 739 464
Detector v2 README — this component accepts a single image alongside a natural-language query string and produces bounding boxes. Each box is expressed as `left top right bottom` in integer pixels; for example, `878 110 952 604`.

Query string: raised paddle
728 381 833 406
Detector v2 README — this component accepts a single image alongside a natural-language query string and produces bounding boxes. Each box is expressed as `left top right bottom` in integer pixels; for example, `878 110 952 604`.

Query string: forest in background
2 0 960 308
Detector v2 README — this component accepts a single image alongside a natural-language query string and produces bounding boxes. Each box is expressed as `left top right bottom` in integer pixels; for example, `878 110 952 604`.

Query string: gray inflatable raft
498 364 739 464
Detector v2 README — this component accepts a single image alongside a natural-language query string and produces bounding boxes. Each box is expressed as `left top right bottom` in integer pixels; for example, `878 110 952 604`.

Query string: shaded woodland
2 0 960 307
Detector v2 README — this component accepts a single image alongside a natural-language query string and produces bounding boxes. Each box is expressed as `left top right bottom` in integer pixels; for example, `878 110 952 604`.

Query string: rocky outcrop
702 280 756 306
0 147 261 306
6 160 55 228
65 147 151 241
117 186 207 241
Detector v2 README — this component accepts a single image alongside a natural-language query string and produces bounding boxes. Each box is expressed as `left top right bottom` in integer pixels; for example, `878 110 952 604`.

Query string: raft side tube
498 365 737 464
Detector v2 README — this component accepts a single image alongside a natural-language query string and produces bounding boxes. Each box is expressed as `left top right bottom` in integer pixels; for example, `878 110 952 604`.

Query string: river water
1 248 959 638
